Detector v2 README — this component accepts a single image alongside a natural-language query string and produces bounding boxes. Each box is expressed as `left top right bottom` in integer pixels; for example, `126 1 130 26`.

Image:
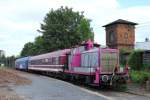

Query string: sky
0 0 150 56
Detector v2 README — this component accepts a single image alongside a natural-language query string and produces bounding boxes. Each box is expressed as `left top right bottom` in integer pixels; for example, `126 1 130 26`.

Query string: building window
124 32 128 39
124 32 128 43
109 32 114 43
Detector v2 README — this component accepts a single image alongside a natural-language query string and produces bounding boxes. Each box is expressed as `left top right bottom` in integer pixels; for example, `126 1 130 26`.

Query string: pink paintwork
71 54 81 67
64 70 95 75
94 48 101 84
94 67 100 84
70 48 81 67
70 39 94 67
86 39 94 50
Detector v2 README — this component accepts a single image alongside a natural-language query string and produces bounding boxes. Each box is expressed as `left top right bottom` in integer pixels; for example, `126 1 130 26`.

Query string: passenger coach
28 49 70 72
15 56 30 70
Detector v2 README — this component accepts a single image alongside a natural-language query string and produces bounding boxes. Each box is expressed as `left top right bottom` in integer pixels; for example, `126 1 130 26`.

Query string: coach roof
15 56 30 62
30 49 70 60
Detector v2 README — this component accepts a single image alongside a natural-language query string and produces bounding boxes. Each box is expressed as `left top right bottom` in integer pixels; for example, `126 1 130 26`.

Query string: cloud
105 6 150 42
0 0 150 56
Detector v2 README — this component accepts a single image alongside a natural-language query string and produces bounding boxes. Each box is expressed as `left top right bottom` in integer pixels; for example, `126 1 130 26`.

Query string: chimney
145 37 149 42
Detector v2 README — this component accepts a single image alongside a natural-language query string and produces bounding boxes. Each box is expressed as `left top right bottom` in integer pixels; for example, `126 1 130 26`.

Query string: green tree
21 42 36 56
34 36 46 54
20 6 94 56
40 6 94 52
21 36 46 57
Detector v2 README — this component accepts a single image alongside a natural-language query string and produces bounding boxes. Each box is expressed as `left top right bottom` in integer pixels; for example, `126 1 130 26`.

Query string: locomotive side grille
101 49 118 73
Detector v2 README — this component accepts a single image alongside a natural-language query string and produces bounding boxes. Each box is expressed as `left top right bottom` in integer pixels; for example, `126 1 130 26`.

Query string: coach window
56 57 59 65
33 60 36 65
45 58 49 64
52 57 56 65
30 61 33 64
59 56 61 64
49 58 51 64
52 57 54 65
48 58 52 64
34 60 36 64
55 57 58 65
42 59 45 64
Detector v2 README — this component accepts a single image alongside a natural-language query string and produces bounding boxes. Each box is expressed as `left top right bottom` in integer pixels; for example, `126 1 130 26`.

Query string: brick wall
106 24 135 50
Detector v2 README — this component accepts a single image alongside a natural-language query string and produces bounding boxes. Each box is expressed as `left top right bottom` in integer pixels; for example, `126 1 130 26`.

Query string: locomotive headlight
102 75 109 82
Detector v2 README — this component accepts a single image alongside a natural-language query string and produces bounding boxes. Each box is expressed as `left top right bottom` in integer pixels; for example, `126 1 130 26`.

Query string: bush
128 50 143 70
119 49 128 66
143 64 150 71
130 71 150 84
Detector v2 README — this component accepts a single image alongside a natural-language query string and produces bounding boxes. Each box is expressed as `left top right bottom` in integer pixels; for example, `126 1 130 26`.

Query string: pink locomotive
15 40 129 86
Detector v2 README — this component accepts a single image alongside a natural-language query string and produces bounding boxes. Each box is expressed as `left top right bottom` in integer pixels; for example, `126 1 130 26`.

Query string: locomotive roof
81 47 118 54
30 49 70 60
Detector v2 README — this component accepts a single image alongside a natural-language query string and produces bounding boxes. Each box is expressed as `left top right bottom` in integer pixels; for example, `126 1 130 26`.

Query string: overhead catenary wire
136 21 150 28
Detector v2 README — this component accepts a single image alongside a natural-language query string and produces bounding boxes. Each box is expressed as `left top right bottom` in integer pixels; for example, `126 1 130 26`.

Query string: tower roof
103 19 138 27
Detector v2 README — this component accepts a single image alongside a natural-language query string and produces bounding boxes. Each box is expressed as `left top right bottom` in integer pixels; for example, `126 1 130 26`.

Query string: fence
0 57 16 68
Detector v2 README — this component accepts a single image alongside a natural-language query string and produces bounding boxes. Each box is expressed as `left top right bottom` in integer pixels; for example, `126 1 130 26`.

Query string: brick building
103 19 138 51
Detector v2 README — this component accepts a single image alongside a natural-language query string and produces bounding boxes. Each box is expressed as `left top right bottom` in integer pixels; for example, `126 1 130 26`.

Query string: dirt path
0 68 31 100
0 68 31 85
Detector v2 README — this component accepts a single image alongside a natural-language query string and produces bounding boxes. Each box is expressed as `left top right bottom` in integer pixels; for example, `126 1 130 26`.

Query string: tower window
124 32 128 39
109 32 114 43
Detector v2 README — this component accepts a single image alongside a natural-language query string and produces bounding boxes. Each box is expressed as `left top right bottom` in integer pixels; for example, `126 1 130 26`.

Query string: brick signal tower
103 19 138 51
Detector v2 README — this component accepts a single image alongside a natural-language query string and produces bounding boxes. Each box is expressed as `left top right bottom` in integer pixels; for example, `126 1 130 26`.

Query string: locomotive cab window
81 50 99 67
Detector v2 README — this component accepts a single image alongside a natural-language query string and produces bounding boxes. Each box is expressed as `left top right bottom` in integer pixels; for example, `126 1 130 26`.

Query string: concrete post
146 80 150 91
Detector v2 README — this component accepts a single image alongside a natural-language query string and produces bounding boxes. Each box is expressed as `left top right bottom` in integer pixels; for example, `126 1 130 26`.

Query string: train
15 40 129 86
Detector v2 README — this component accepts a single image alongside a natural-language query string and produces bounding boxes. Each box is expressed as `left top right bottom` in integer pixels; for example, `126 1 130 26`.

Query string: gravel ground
0 86 23 100
98 90 150 100
0 69 150 100
12 73 107 100
12 71 150 100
